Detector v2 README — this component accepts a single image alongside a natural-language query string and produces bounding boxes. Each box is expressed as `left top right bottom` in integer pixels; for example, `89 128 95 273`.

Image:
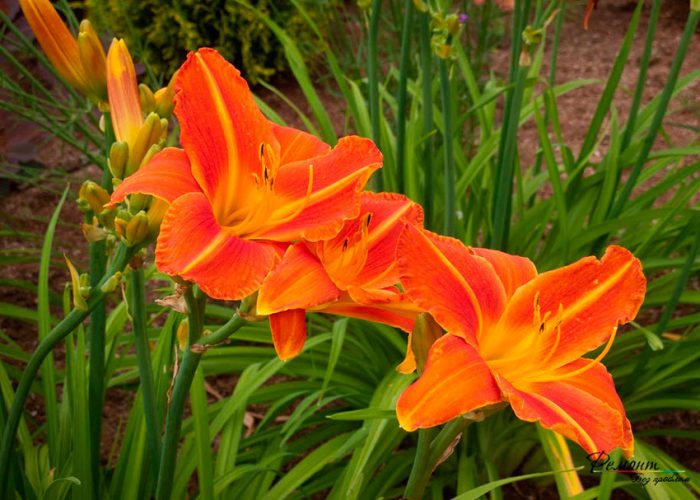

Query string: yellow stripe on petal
107 39 143 145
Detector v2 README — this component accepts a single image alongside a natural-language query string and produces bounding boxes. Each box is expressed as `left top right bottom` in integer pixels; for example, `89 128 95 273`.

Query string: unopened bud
65 255 88 311
147 197 169 236
693 0 700 12
139 84 156 114
445 14 460 35
413 0 429 12
154 71 177 118
77 20 107 101
160 118 169 141
100 271 122 293
411 313 443 374
522 25 543 46
436 43 451 59
114 215 128 240
127 113 161 176
79 181 110 215
124 211 149 246
139 143 161 170
81 222 108 242
129 193 149 214
109 141 129 179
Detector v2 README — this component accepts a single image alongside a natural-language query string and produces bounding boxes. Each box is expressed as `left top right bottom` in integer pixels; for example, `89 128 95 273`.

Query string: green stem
155 288 205 500
129 267 161 480
155 293 249 499
0 244 132 496
87 109 115 498
609 11 700 218
199 313 247 346
405 419 472 499
87 238 107 499
438 58 455 237
404 428 436 499
395 0 414 195
368 0 383 191
419 13 434 229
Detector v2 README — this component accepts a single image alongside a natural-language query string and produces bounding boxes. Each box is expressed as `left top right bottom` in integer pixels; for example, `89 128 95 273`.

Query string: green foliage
83 0 338 84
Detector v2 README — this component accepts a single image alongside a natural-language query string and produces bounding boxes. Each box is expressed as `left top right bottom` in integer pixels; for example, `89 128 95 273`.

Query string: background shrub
83 0 338 83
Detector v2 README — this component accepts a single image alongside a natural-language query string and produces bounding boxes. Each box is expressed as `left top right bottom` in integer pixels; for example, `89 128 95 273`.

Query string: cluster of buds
111 197 168 247
19 0 107 102
430 12 465 60
65 255 122 310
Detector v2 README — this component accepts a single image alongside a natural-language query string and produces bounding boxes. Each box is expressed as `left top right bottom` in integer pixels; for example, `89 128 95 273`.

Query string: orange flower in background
396 225 645 457
109 48 381 300
19 0 106 100
256 192 423 360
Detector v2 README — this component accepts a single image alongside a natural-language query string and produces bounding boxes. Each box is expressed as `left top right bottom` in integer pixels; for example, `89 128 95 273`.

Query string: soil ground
1 0 698 494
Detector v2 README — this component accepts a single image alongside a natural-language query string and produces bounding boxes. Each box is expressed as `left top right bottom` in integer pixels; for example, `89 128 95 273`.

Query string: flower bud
412 0 429 12
160 118 169 141
411 313 443 373
65 255 88 311
154 71 177 118
445 14 460 36
128 193 149 214
147 197 169 237
138 143 162 170
78 180 110 215
77 20 107 101
126 112 161 176
109 141 129 180
100 271 122 293
124 210 149 246
81 222 108 242
139 83 156 114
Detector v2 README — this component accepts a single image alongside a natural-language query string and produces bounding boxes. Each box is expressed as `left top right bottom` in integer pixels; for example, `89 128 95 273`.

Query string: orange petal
259 136 381 242
396 335 502 431
345 192 423 289
107 39 142 145
20 0 88 94
487 246 645 366
471 248 536 299
109 148 200 206
397 225 506 345
320 290 418 333
499 359 633 457
174 48 275 217
156 192 279 300
269 309 307 361
257 243 340 315
273 124 330 165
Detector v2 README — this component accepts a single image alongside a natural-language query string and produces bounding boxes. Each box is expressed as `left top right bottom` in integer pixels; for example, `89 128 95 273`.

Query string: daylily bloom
19 0 106 100
395 225 645 457
256 192 423 360
109 48 381 300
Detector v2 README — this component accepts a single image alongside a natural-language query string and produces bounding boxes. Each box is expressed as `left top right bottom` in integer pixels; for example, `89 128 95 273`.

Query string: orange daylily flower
395 225 645 457
256 192 423 360
19 0 106 100
109 48 381 300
